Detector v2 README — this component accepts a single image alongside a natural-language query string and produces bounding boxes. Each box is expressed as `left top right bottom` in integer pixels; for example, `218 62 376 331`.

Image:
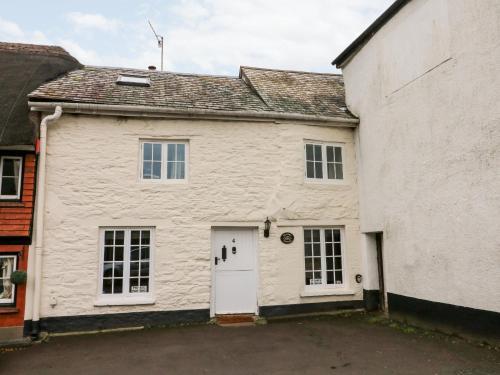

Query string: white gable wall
342 0 500 312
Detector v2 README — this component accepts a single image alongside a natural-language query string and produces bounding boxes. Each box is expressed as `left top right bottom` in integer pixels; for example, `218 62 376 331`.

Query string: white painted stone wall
37 115 361 318
342 0 500 312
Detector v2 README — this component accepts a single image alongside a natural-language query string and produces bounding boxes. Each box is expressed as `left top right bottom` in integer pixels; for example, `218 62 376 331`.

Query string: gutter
28 101 359 127
31 105 62 338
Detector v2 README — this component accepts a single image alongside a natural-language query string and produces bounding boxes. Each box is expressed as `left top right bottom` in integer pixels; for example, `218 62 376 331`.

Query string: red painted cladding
0 154 36 238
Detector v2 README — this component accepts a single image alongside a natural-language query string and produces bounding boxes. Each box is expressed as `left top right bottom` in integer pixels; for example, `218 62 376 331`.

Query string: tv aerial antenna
148 20 164 71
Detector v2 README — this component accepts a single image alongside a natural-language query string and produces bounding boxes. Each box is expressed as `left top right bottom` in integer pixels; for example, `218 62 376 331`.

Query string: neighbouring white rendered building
333 0 500 341
24 66 363 334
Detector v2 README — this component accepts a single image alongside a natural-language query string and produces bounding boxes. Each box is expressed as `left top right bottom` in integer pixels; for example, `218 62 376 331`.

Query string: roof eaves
332 0 411 68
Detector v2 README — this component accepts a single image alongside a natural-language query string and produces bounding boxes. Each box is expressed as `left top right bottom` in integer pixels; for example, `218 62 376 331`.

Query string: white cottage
25 66 362 333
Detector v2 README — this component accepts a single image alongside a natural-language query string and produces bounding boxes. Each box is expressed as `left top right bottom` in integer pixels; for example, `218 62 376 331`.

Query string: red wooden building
0 42 79 341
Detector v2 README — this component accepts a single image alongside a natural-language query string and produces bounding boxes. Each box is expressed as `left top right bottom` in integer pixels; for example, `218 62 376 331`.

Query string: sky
0 0 393 75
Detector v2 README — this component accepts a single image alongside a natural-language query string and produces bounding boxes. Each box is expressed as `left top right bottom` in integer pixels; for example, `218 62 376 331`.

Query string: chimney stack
148 65 156 71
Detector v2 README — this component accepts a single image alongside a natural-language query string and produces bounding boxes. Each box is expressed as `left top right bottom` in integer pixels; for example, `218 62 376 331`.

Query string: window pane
114 247 124 261
167 161 175 179
326 146 334 162
314 145 322 161
326 257 333 270
304 230 311 243
306 162 315 178
153 144 162 161
143 143 152 160
113 263 123 277
313 271 322 281
305 258 312 271
325 230 332 243
104 247 114 261
130 246 140 261
305 272 313 285
130 277 139 292
315 162 323 179
335 164 343 180
313 258 321 270
305 144 313 160
176 144 185 161
131 231 140 245
304 244 312 257
130 261 139 277
327 163 335 179
0 257 15 300
333 230 341 242
152 161 162 179
140 262 149 277
103 263 113 277
143 161 152 179
167 144 176 162
313 244 320 256
115 231 124 245
141 231 150 245
141 247 150 260
2 158 19 176
334 147 342 162
114 279 123 293
104 231 114 245
326 271 334 284
140 278 149 292
178 162 185 179
312 230 320 242
334 243 342 256
335 257 342 270
102 279 112 294
335 271 343 284
325 243 333 256
0 177 17 195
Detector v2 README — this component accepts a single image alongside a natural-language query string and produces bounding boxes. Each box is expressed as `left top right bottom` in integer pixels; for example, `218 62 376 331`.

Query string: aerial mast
148 20 164 71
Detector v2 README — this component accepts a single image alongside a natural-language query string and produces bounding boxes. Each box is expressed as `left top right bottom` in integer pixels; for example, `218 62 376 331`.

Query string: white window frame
0 156 23 199
304 142 344 183
97 227 155 304
0 254 17 304
303 227 346 290
139 141 189 183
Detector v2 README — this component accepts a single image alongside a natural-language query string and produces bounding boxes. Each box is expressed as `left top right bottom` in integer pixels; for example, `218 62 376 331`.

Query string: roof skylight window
116 74 151 87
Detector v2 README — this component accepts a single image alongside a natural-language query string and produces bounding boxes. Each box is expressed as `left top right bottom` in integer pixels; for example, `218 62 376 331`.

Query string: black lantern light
264 217 271 238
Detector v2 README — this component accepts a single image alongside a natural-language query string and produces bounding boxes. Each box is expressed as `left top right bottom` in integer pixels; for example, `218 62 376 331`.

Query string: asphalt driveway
1 314 499 374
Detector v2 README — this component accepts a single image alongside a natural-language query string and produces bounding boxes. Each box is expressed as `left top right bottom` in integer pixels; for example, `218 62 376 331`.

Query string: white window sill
94 296 156 306
300 289 356 298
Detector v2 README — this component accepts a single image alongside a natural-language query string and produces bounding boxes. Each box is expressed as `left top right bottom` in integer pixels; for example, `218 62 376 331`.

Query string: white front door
212 228 257 315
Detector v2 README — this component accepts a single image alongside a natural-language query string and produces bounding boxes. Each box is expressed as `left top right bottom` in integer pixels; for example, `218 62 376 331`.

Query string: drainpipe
31 106 62 338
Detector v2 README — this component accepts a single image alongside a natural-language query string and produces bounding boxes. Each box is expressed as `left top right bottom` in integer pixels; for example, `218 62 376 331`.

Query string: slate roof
0 42 80 146
29 65 355 121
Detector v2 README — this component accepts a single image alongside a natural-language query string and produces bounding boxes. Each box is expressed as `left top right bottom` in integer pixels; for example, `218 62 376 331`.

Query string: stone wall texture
342 0 500 312
37 116 361 318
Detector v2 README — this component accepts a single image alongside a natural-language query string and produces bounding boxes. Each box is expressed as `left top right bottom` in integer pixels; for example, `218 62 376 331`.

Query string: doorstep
215 314 259 327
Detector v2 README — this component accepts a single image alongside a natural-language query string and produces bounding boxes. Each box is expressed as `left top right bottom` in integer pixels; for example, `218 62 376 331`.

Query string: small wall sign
280 232 294 244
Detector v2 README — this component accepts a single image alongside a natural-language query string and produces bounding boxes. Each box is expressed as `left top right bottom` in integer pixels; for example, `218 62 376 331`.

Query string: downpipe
31 106 62 339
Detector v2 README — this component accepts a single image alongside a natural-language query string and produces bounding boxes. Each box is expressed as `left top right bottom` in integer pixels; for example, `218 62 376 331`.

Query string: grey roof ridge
83 64 242 80
240 65 343 77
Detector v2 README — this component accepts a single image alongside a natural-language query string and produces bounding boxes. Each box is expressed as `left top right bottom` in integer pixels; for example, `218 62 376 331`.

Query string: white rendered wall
37 116 361 318
342 0 500 312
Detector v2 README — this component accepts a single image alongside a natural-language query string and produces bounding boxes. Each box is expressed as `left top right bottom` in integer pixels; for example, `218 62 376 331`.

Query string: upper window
304 228 344 288
0 156 22 199
304 143 343 181
141 142 187 181
100 228 153 298
0 255 17 304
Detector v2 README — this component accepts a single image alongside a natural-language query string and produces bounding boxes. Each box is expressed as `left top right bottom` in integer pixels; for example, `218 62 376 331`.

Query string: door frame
375 232 387 312
210 226 259 317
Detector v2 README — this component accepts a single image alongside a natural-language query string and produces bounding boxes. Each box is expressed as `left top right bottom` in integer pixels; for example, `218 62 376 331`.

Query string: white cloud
67 12 120 32
57 39 101 64
0 17 24 39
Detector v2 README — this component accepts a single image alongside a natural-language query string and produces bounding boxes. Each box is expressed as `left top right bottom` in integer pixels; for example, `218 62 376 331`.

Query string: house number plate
280 232 294 244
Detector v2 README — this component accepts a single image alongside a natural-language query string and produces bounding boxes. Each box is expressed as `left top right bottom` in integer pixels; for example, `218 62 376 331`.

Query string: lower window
100 228 153 298
0 255 17 304
304 228 344 287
